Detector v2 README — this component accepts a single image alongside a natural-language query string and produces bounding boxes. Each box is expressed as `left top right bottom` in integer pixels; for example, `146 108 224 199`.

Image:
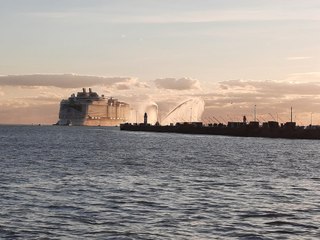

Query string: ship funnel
82 88 86 93
89 88 92 93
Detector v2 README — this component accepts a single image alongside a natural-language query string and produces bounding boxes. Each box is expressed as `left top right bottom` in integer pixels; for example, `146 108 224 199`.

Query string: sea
0 125 319 240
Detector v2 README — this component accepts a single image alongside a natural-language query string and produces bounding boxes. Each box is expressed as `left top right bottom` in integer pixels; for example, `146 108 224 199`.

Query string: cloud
20 95 62 104
0 103 58 124
154 77 201 90
114 78 149 90
195 79 320 124
0 74 145 89
131 9 320 23
115 83 131 90
219 79 320 96
28 6 320 24
3 73 320 125
285 72 320 82
286 56 312 61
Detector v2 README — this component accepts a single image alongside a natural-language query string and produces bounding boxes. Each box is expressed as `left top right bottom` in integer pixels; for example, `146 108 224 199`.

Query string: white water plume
128 101 158 124
161 97 205 125
144 102 158 124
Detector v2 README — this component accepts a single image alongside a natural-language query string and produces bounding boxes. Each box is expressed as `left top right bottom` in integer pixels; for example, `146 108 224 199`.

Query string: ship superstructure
58 88 130 126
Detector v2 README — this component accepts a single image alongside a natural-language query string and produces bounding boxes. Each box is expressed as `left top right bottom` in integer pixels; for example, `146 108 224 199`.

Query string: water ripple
0 126 319 239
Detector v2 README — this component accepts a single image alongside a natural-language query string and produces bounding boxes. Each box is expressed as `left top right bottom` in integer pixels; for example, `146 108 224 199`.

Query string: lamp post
136 110 138 124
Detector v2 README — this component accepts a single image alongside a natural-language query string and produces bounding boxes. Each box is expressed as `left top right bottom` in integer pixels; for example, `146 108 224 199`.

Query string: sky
0 0 320 124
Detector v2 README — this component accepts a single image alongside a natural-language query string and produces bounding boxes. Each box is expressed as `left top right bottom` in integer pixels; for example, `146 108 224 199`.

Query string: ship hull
60 118 126 126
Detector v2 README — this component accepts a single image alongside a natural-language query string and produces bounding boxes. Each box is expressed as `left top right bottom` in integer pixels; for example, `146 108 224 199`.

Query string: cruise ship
57 88 130 126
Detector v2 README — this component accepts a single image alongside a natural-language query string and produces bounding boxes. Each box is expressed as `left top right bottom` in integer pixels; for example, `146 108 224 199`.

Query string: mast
290 107 293 123
136 110 138 124
254 105 257 122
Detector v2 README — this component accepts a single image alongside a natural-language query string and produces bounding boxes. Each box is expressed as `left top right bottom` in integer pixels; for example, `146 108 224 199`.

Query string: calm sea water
0 125 319 239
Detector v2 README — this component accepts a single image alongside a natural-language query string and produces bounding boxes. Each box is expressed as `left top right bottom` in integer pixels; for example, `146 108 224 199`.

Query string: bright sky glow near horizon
0 0 320 124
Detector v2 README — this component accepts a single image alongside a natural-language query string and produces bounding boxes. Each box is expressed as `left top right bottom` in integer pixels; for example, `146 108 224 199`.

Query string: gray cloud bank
0 74 141 89
199 79 320 124
3 75 320 125
220 79 320 96
154 77 200 90
0 74 203 91
0 103 58 124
